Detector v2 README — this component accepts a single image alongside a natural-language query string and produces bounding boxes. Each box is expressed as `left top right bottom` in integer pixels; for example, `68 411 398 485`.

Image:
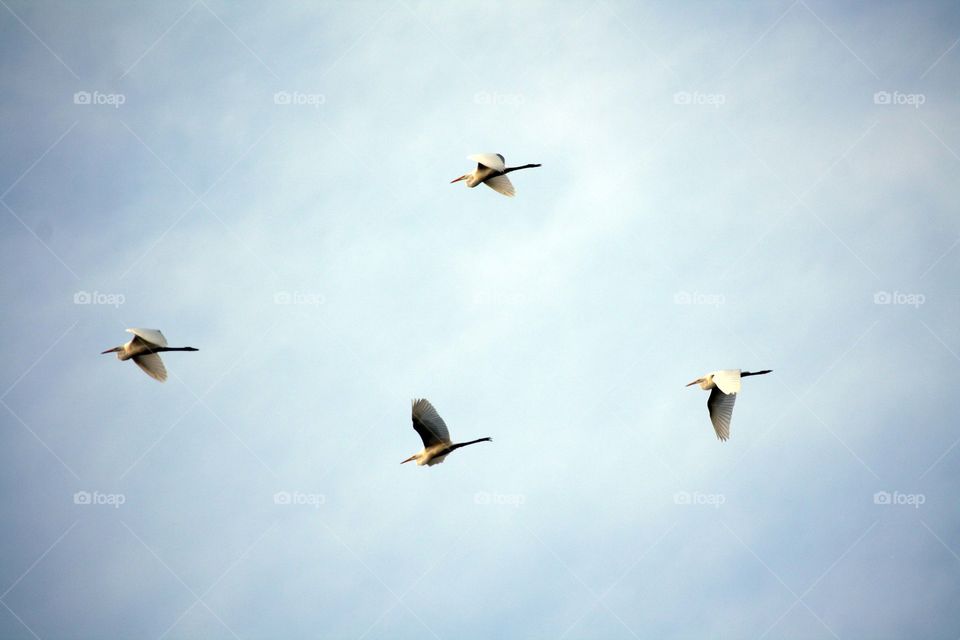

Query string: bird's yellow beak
685 379 701 387
450 175 466 183
401 455 416 464
101 347 120 355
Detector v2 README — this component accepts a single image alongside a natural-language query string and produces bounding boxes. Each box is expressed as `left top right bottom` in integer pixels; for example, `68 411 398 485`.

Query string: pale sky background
1 1 959 638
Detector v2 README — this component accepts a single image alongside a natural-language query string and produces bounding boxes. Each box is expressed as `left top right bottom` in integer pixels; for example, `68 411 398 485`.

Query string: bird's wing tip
484 174 515 196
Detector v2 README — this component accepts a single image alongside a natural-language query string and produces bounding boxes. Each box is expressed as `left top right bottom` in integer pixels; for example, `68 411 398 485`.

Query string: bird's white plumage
483 174 515 197
127 328 167 348
711 369 742 394
423 448 450 466
468 153 505 172
687 368 770 441
133 353 167 382
403 399 491 466
411 398 451 447
707 387 736 441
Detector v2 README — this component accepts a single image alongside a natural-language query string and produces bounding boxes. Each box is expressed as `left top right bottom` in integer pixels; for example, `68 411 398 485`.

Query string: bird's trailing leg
444 437 492 455
502 163 541 174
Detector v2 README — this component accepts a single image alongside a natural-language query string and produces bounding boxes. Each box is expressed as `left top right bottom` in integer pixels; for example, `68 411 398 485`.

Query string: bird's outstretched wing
411 398 451 447
133 353 167 382
483 174 515 197
707 387 736 441
712 369 742 395
468 153 506 172
127 328 168 348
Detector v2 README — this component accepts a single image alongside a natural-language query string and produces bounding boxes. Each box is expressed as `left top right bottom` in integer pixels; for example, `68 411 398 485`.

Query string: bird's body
101 328 198 382
686 369 772 441
451 153 540 197
410 443 455 467
402 398 492 466
460 163 497 188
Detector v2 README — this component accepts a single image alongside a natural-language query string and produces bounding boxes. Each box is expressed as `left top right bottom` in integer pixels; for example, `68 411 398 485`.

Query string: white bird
101 328 198 382
402 398 492 466
450 153 541 197
686 369 772 441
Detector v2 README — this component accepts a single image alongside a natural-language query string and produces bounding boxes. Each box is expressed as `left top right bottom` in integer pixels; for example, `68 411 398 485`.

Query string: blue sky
1 1 959 638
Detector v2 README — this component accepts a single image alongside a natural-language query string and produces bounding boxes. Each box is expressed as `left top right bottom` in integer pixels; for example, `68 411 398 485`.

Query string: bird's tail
742 369 772 377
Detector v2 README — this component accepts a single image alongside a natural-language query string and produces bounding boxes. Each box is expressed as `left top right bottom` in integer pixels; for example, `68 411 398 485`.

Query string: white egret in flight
686 369 772 441
450 153 540 197
402 398 492 466
101 328 198 382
